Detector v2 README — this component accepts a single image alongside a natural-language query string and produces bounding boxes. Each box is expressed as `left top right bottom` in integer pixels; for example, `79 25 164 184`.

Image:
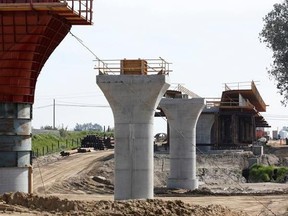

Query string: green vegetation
260 0 288 105
32 130 114 157
249 164 288 183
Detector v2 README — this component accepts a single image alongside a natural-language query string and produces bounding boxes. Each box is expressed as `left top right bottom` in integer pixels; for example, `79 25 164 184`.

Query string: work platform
0 0 92 25
206 81 269 128
94 58 172 75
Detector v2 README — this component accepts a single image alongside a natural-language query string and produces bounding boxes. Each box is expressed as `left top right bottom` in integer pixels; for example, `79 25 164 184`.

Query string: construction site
0 0 288 216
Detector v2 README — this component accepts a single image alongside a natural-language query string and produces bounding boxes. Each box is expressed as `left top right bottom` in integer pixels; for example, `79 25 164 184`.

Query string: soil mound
1 192 248 216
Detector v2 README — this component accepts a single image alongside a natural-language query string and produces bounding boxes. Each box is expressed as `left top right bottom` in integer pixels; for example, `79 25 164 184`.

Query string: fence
32 138 81 157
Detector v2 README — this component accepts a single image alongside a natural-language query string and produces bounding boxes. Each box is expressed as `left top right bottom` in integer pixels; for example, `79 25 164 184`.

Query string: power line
33 103 110 109
264 114 288 118
57 103 110 108
33 104 53 109
35 93 104 100
265 118 288 121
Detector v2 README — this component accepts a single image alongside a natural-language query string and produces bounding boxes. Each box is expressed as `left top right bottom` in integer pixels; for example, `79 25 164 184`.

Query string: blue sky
33 0 287 135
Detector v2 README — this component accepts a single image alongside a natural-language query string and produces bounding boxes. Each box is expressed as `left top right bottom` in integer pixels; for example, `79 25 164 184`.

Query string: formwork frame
0 0 93 103
0 0 93 25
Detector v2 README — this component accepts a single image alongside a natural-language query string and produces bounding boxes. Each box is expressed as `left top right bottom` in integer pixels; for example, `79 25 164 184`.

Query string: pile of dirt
0 192 248 216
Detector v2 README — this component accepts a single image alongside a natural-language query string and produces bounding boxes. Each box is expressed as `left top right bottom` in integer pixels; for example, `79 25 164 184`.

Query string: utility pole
53 99 55 129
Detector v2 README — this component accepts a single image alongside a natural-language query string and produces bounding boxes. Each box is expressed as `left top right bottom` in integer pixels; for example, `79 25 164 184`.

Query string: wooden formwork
120 59 148 75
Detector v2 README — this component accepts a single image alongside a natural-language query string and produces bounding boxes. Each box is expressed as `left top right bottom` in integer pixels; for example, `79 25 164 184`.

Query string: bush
259 173 270 182
274 167 288 183
248 164 288 183
249 164 270 182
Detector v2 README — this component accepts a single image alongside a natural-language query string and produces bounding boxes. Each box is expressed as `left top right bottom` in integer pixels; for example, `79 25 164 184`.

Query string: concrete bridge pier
97 74 170 200
159 98 205 190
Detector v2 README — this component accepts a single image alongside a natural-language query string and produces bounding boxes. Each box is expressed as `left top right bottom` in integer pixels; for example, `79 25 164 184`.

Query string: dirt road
161 195 288 216
33 150 114 194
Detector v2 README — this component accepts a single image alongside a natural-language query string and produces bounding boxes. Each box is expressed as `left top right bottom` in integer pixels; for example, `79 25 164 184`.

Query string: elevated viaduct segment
206 81 269 148
0 0 93 194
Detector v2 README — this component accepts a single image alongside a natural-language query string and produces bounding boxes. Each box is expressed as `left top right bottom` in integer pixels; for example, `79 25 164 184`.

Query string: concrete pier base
167 178 199 189
0 103 32 194
159 98 205 190
0 168 29 194
97 75 170 200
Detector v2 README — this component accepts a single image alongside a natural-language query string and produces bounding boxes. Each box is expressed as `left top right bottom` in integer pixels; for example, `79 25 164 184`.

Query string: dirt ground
1 141 288 216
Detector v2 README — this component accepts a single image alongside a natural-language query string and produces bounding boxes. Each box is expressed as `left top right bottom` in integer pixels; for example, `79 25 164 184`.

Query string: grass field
32 130 114 156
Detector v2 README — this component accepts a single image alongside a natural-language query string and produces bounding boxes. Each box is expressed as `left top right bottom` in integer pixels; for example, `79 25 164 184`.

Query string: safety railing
223 81 259 91
205 98 221 108
94 58 172 75
165 83 201 99
205 98 255 110
0 0 93 25
60 0 93 24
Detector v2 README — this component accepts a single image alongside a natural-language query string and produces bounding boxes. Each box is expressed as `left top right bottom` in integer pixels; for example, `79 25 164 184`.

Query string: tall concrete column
159 98 205 190
97 75 170 200
0 2 92 194
196 112 215 152
0 103 32 194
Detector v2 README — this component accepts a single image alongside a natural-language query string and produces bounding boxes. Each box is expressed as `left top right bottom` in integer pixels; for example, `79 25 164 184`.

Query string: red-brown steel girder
0 11 71 103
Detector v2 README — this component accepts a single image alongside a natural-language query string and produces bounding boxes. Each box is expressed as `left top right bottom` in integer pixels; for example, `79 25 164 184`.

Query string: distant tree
59 126 68 137
260 0 288 105
41 125 54 130
106 126 114 132
74 123 103 131
282 126 288 131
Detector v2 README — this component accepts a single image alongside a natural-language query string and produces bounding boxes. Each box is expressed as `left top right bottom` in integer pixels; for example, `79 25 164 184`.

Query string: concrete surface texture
159 97 205 190
96 74 170 200
0 103 32 194
196 113 215 152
